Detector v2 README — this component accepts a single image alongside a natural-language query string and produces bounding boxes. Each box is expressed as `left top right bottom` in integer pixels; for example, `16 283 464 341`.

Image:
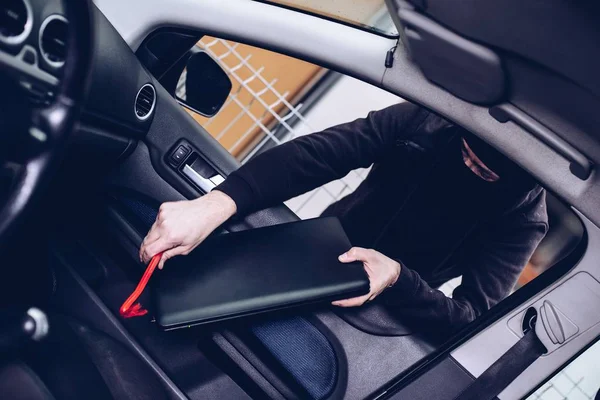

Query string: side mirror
176 51 232 117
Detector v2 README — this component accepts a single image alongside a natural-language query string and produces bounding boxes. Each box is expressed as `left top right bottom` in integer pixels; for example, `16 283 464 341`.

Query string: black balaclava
462 133 537 193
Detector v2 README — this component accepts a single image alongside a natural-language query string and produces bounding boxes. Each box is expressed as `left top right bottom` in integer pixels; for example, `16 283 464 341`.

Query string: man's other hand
332 247 401 307
139 191 237 269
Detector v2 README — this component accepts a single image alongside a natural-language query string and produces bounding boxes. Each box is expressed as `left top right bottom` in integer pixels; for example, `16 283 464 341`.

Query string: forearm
193 190 237 229
217 102 427 216
382 266 479 336
381 219 547 338
216 138 323 216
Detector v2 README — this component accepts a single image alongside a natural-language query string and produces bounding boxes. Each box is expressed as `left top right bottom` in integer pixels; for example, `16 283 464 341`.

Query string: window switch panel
169 144 191 167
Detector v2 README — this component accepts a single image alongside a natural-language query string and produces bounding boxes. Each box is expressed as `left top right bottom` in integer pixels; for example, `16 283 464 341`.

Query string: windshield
258 0 398 36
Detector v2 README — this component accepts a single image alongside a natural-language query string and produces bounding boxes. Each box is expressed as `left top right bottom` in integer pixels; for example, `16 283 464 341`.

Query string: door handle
182 164 224 193
489 104 593 180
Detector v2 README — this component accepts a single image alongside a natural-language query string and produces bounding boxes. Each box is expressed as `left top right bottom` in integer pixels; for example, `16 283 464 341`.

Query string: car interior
1 0 599 399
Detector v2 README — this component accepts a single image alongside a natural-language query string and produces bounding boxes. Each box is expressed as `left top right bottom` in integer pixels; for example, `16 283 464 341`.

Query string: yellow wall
267 0 385 27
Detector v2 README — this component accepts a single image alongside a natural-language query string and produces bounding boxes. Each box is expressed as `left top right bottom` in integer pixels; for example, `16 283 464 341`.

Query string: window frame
252 0 400 39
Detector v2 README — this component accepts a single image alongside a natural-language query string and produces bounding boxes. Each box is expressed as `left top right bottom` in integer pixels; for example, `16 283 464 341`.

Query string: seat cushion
24 315 168 400
335 302 413 336
251 317 338 400
0 362 55 400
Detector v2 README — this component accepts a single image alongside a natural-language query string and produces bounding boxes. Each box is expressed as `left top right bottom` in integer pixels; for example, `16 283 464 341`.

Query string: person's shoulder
525 187 548 222
509 186 549 227
372 102 451 131
373 102 457 147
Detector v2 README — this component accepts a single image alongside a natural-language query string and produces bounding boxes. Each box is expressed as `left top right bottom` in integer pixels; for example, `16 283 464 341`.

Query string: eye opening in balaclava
462 133 537 192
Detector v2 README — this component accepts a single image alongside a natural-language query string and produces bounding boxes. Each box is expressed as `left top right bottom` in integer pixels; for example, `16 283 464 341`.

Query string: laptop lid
152 217 369 330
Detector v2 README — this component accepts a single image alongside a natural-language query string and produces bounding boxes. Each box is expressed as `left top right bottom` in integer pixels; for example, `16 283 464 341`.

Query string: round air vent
0 0 33 45
39 15 68 68
135 84 156 121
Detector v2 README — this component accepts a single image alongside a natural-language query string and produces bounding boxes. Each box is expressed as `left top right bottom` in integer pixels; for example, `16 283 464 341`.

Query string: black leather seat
0 362 55 400
0 315 168 400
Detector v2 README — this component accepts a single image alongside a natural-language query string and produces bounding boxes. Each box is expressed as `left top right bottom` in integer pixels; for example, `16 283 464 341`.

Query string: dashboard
1 0 66 106
1 0 157 141
1 0 241 204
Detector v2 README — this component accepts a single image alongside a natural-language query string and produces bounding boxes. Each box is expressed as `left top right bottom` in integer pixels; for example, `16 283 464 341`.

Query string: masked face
461 137 500 182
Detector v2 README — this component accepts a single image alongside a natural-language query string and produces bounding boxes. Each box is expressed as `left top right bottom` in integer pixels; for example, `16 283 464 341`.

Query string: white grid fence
528 338 600 400
185 38 372 219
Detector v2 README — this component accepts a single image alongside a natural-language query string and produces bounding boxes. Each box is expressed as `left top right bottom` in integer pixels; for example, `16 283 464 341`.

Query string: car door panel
81 5 294 233
83 3 156 136
104 75 298 266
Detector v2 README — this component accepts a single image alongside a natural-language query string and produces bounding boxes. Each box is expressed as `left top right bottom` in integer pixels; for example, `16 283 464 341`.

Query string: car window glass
527 339 600 400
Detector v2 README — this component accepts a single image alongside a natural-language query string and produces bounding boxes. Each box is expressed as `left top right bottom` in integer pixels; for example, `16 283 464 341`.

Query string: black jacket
217 102 548 334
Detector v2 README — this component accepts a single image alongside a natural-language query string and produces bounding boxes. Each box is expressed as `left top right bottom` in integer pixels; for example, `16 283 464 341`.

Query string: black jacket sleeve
381 191 548 337
216 102 428 215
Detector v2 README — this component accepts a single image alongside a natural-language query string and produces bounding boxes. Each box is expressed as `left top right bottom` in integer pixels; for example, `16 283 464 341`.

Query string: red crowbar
120 253 162 318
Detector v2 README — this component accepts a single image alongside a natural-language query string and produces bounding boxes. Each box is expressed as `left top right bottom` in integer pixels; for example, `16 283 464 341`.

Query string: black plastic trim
206 331 286 399
397 8 506 105
81 6 156 137
72 123 136 164
489 104 593 180
136 28 202 79
49 249 188 400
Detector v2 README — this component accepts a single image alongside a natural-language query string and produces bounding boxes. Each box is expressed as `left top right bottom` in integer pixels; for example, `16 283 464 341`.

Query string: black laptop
152 217 369 330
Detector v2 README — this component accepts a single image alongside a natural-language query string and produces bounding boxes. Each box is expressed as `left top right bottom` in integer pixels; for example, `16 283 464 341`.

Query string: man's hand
139 191 237 269
332 247 401 307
